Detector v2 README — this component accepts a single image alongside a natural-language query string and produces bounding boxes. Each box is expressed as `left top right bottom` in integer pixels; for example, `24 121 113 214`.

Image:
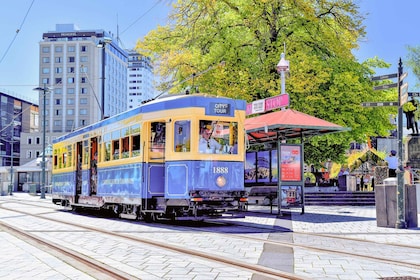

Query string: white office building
38 24 128 133
127 49 155 108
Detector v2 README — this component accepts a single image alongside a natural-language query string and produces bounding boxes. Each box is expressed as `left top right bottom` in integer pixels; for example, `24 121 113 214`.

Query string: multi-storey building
127 49 155 108
38 24 128 133
0 90 38 167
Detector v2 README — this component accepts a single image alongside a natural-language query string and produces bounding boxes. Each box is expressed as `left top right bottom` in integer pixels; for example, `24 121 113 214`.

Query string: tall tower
38 24 128 133
127 49 155 108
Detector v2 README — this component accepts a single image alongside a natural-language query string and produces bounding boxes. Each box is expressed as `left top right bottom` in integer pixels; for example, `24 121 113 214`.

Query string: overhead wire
0 0 35 65
120 0 164 35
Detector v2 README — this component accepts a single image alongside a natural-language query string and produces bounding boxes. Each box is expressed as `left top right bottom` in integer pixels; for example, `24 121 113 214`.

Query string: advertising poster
257 151 270 182
245 152 256 183
271 149 278 183
280 185 302 207
280 144 303 182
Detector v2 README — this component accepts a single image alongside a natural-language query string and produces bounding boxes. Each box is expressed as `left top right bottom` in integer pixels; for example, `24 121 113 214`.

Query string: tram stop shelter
244 109 350 215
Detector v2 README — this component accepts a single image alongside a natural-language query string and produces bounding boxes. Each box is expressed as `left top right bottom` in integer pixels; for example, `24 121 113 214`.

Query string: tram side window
174 120 190 152
199 120 238 154
112 130 120 160
83 140 89 164
67 145 72 167
121 127 129 158
131 124 141 157
150 122 165 159
53 152 58 169
104 133 111 161
131 134 141 156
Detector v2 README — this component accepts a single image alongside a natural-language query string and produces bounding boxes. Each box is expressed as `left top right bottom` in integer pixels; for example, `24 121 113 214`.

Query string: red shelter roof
245 109 350 145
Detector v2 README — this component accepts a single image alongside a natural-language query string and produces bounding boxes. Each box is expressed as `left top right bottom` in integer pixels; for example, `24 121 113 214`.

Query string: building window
27 137 32 145
55 46 63 52
68 56 75 63
42 68 50 74
68 67 75 73
55 57 62 63
67 88 75 94
81 46 87 52
67 109 74 115
67 98 75 105
54 120 62 127
81 77 86 83
81 88 88 94
80 109 88 115
80 56 88 62
68 77 75 84
80 66 88 73
80 98 87 104
54 88 62 94
26 150 32 159
55 67 62 73
55 99 61 105
66 120 74 127
42 47 50 53
68 46 75 52
42 78 49 84
55 78 62 85
55 109 61 116
36 137 40 144
42 57 50 63
80 119 86 126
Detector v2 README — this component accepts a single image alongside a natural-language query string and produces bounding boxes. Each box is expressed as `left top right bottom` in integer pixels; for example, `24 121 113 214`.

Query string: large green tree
136 0 396 166
406 45 420 88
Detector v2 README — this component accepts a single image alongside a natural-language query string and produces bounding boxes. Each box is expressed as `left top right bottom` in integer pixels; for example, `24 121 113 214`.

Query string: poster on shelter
271 149 278 183
280 144 302 182
257 151 270 182
245 152 256 183
280 185 302 207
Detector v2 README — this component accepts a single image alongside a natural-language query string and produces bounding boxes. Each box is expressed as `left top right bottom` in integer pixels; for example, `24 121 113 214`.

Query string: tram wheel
144 212 156 223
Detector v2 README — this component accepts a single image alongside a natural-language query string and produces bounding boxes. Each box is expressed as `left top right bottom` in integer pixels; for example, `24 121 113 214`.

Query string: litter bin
375 178 418 228
29 184 38 195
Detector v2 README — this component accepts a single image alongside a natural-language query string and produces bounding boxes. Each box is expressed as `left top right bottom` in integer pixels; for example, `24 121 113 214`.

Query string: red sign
246 94 289 115
280 145 302 182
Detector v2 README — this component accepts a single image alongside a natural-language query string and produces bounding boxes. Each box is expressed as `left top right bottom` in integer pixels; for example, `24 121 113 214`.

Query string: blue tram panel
51 94 247 221
166 161 244 199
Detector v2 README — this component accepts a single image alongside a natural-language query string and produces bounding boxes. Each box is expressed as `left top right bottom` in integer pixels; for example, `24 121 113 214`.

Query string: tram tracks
1 199 420 278
0 221 135 280
0 202 306 280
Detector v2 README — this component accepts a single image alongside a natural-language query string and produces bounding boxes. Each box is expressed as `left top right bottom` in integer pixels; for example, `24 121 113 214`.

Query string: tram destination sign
361 101 399 107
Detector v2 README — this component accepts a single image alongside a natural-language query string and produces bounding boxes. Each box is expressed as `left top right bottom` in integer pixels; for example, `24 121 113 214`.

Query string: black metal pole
395 58 405 228
40 85 46 199
101 46 105 120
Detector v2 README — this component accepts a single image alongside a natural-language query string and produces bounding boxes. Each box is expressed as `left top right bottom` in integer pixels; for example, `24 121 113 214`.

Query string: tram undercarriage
53 193 247 222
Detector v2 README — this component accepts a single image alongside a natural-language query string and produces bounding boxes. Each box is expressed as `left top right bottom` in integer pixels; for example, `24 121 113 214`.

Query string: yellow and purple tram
51 94 247 221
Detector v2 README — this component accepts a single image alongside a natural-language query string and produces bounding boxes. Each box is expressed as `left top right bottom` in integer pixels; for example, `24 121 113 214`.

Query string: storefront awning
245 109 350 145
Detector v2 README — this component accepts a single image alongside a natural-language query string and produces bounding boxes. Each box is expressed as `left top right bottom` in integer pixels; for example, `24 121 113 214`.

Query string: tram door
89 138 98 195
75 141 83 203
147 122 165 197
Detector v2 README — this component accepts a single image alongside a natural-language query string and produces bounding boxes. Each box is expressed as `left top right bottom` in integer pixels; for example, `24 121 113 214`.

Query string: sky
0 0 419 104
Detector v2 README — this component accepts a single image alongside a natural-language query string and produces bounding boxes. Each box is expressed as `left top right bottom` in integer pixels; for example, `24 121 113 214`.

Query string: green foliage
136 0 397 165
406 45 420 88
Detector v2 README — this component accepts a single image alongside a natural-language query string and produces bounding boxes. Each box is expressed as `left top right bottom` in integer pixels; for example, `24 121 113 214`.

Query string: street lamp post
33 84 49 199
97 36 112 120
9 120 15 195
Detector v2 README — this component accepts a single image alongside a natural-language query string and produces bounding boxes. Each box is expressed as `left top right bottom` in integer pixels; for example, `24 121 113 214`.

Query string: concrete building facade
38 24 128 133
127 50 155 108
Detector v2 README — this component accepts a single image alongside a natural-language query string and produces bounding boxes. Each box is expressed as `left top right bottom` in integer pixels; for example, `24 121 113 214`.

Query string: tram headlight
216 175 227 188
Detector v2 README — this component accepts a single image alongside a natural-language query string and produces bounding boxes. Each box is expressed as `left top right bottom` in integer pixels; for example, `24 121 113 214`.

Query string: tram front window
174 120 190 152
199 120 238 154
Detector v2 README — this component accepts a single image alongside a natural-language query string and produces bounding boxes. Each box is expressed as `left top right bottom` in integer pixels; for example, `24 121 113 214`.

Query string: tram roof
245 109 350 145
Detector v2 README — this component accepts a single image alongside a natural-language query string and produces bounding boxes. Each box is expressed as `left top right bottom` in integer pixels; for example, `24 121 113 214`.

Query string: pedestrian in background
385 150 398 177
